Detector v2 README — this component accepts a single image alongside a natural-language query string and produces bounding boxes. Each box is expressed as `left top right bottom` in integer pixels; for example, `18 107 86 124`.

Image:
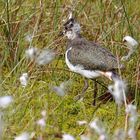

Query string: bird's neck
66 31 81 40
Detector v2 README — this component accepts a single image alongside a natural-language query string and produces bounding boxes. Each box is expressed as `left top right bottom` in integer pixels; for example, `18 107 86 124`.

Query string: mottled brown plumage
67 35 119 71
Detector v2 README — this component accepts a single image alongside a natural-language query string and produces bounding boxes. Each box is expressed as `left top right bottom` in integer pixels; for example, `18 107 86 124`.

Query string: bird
60 16 122 104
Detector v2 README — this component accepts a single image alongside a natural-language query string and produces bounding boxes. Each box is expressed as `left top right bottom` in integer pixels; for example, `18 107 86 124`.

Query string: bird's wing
67 38 119 71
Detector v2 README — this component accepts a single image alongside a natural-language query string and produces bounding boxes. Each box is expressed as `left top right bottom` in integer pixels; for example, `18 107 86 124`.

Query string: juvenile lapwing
60 17 121 103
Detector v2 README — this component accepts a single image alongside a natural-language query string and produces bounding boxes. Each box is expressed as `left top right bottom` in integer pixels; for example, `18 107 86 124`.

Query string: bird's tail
99 71 121 81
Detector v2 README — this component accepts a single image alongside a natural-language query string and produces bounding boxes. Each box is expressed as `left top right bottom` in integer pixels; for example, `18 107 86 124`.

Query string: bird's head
59 16 81 40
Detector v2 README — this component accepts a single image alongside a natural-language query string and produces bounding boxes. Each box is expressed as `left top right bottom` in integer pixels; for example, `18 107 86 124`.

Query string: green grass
0 0 140 139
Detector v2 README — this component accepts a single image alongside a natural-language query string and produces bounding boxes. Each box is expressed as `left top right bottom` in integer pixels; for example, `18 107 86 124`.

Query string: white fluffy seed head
123 36 138 49
108 79 126 106
62 134 75 140
36 118 46 128
22 73 28 78
128 128 136 140
51 80 72 97
25 34 33 43
80 135 90 140
89 118 105 135
26 47 55 65
126 104 137 124
15 132 30 140
77 120 87 126
19 73 28 87
0 96 13 108
99 134 107 140
41 110 46 117
52 86 65 97
121 36 138 61
25 47 38 60
113 129 125 140
35 49 55 65
126 104 137 115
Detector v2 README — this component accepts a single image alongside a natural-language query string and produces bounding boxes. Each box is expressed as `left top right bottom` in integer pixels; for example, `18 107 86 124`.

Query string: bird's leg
93 79 98 106
74 78 89 101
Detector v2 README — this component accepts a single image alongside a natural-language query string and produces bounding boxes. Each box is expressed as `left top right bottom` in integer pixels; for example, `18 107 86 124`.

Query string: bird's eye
70 18 74 22
65 27 68 30
70 23 73 27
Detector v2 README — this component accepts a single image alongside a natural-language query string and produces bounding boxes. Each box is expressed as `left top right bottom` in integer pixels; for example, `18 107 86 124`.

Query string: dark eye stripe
65 27 68 30
63 18 74 26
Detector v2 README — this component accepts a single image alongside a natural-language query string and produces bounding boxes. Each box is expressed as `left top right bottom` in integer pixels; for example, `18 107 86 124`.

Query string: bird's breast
65 47 101 78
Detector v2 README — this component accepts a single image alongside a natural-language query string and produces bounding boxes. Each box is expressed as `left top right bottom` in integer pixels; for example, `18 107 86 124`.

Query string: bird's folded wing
67 41 119 71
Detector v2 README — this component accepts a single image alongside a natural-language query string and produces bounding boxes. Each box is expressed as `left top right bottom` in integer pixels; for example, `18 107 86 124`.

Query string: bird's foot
74 94 84 101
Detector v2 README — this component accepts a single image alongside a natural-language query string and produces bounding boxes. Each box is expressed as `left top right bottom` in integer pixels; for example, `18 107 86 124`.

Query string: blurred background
0 0 140 139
